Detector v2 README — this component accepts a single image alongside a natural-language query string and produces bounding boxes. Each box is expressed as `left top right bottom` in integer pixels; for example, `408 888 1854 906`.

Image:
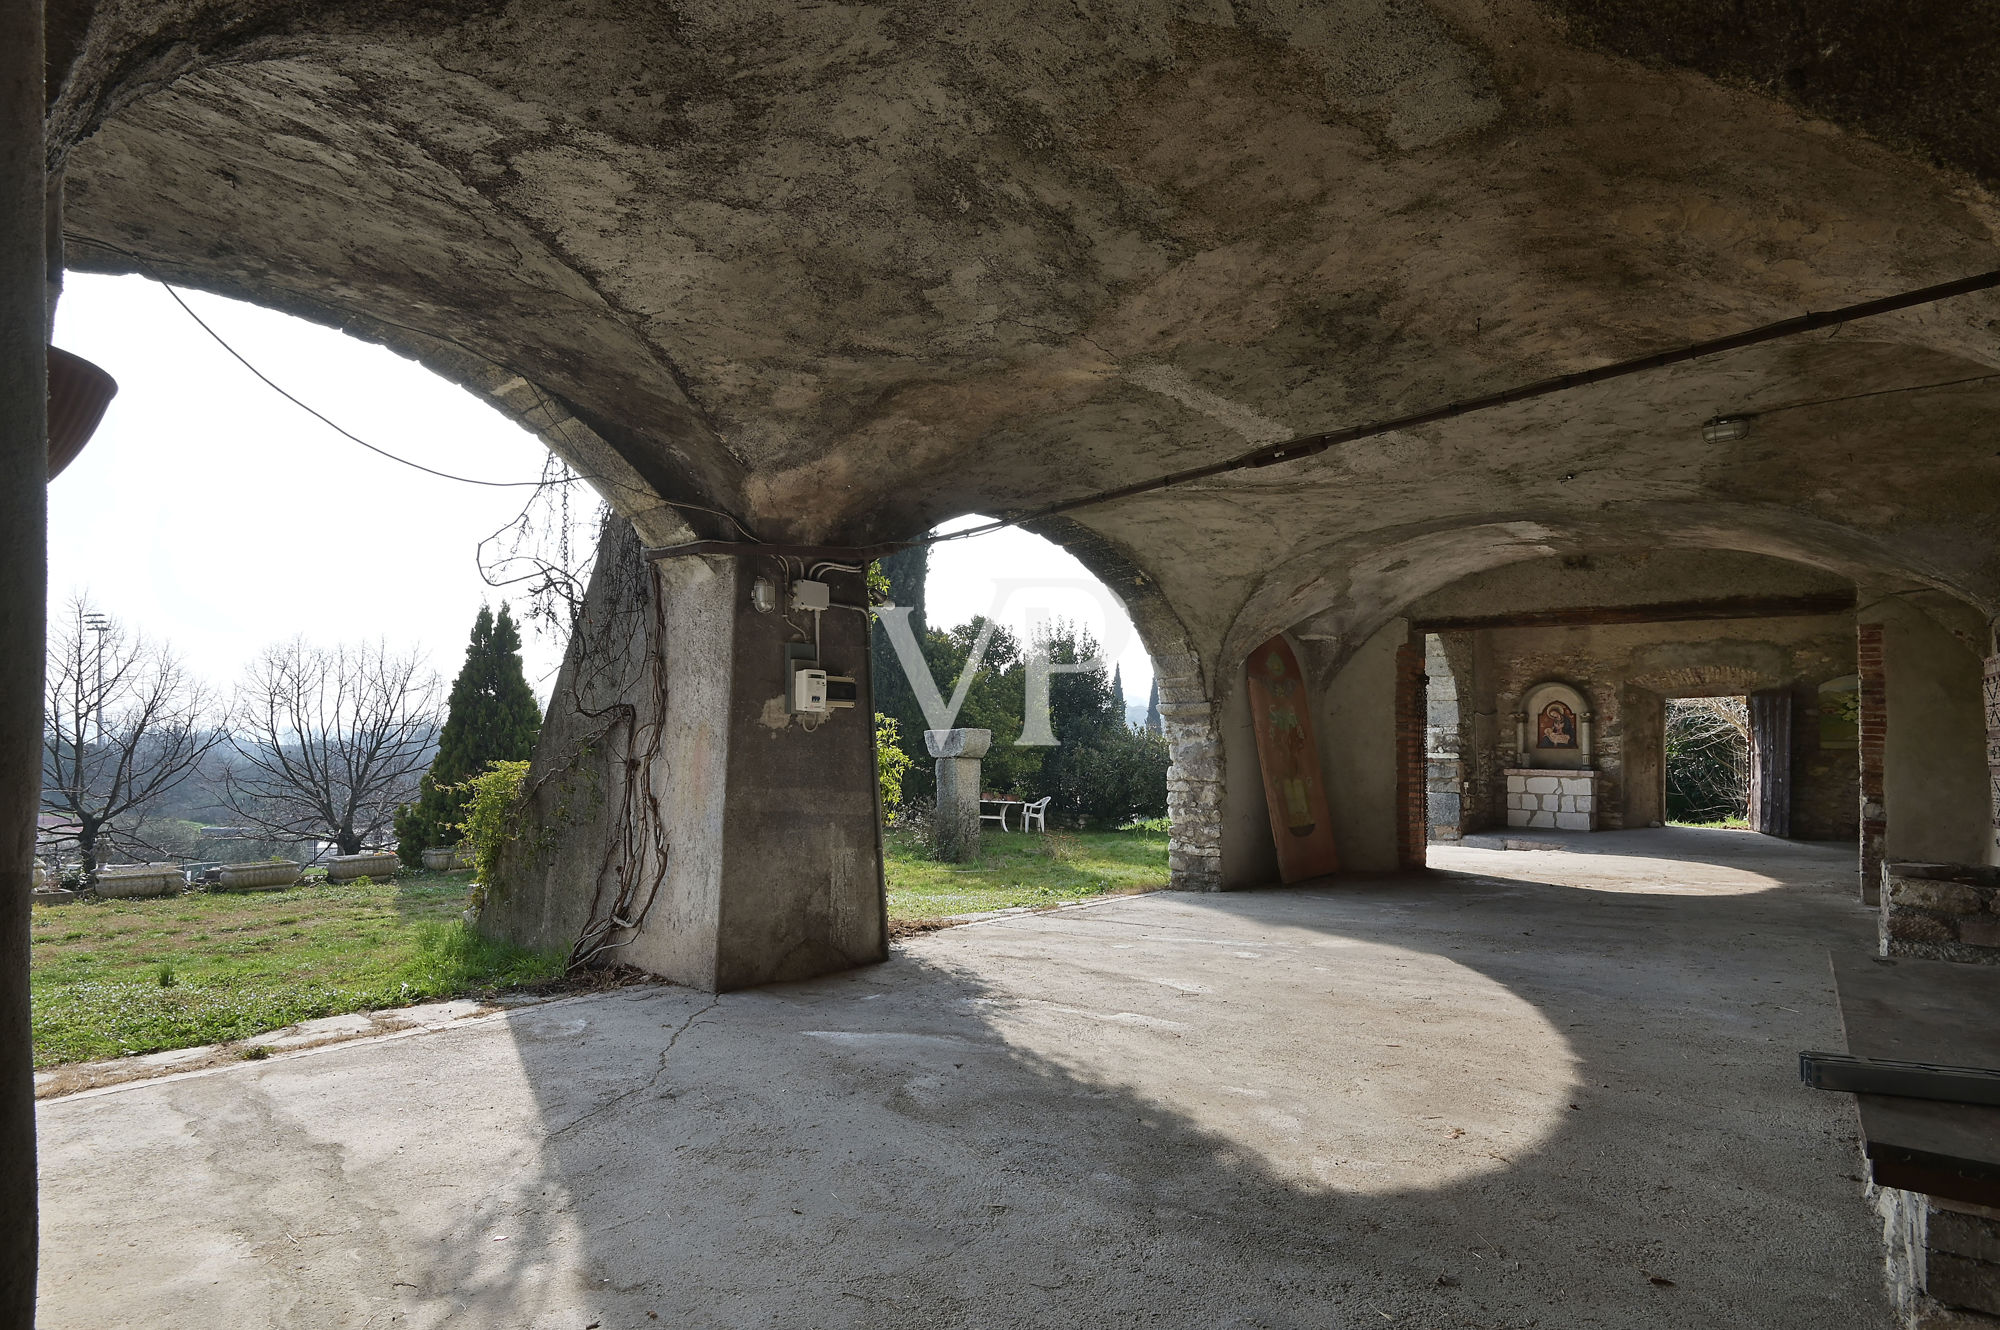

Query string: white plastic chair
1020 797 1051 832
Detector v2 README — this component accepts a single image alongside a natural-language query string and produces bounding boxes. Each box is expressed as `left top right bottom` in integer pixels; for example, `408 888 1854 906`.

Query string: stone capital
924 728 992 759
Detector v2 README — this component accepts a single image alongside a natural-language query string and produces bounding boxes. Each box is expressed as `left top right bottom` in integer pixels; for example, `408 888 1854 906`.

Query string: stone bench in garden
93 864 184 899
214 860 302 892
327 851 401 882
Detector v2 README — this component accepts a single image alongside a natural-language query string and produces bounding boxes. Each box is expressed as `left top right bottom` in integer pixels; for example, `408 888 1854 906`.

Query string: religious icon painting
1536 700 1578 749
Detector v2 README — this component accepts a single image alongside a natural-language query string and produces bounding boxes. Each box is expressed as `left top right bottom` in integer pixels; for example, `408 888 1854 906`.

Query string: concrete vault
12 3 2000 1323
28 1 2000 957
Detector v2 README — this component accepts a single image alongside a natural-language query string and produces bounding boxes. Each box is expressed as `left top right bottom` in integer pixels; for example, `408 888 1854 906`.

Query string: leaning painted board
1245 635 1339 882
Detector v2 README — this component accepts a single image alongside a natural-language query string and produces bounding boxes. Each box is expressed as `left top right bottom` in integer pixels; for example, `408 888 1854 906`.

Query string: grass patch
1667 817 1751 830
30 872 564 1068
884 827 1168 922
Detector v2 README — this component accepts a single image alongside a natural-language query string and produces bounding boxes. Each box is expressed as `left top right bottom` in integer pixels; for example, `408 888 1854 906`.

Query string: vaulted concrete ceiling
47 0 2000 674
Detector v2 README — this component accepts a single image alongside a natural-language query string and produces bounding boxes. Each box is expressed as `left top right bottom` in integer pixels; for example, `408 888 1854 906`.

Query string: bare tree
226 639 442 857
1665 695 1751 824
41 597 229 876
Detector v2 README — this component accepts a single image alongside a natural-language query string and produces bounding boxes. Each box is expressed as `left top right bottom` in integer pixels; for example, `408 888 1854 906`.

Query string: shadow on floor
452 834 1883 1327
35 833 1890 1328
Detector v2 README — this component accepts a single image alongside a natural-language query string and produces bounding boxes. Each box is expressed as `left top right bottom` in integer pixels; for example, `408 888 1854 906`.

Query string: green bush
456 759 532 884
875 713 914 819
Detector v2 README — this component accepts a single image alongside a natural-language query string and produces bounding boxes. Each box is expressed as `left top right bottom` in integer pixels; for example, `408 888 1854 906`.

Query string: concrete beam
1411 591 1858 634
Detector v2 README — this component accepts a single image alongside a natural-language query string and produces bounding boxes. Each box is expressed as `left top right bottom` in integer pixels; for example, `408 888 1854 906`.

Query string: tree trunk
335 830 361 856
76 820 99 876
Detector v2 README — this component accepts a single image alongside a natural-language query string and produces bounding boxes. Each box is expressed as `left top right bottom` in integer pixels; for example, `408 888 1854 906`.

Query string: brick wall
1859 622 1887 904
1395 637 1427 870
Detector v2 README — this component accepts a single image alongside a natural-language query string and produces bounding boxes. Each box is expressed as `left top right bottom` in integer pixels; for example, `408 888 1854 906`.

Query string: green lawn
31 829 1170 1069
884 828 1169 923
30 871 563 1068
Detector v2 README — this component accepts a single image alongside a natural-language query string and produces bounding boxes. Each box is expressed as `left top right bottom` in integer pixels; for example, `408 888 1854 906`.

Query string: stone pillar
1857 590 1989 903
484 523 887 991
925 728 990 862
1159 656 1224 891
0 0 43 1314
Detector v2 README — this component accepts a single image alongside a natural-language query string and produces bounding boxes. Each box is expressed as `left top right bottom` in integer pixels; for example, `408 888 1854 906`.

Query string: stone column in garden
925 728 991 863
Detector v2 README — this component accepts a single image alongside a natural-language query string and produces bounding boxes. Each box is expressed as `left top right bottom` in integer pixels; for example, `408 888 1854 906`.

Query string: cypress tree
395 604 543 863
1145 677 1162 734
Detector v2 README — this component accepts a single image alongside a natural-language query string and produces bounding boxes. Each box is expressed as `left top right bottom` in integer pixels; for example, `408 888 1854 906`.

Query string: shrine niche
1507 681 1600 831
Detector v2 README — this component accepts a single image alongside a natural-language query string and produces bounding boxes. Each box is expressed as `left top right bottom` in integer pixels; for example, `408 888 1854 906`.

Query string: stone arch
1237 505 2000 676
1026 516 1222 890
1422 631 1474 843
60 250 726 550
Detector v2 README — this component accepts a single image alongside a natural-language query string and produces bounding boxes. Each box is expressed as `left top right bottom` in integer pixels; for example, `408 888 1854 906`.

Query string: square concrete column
925 728 991 862
483 526 888 991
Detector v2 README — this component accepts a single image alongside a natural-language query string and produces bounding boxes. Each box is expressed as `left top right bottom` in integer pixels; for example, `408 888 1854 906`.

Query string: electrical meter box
792 667 829 714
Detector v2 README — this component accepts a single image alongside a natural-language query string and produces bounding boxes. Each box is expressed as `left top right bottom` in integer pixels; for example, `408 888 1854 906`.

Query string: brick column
1858 622 1887 904
1395 637 1428 870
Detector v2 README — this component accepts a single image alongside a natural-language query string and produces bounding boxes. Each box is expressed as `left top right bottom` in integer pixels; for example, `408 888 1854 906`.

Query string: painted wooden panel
1245 635 1339 882
1985 656 2000 837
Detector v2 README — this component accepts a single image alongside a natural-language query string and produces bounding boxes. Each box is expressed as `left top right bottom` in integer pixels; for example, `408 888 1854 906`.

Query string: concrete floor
38 828 1891 1328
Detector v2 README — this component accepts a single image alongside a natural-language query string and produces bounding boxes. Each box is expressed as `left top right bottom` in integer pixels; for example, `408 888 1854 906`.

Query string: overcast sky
49 274 1155 711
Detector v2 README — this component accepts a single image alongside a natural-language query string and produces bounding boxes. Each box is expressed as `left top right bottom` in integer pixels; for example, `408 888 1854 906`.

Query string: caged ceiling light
1701 414 1755 444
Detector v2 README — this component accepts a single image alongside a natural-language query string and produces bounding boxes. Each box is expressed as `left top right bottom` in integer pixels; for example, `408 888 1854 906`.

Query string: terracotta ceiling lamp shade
46 346 118 480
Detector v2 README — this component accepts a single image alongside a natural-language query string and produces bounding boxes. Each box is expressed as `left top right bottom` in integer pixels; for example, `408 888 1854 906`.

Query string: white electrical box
793 667 829 714
791 579 831 612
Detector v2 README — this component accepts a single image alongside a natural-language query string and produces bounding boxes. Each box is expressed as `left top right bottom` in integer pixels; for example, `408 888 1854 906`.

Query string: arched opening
863 513 1178 921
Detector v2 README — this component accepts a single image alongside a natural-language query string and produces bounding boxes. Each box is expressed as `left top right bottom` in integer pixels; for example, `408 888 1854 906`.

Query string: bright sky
49 273 1155 707
925 516 1155 706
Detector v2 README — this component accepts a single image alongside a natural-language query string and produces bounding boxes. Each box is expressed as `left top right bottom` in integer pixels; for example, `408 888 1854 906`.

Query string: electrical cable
1747 371 2000 421
157 281 562 489
82 241 767 537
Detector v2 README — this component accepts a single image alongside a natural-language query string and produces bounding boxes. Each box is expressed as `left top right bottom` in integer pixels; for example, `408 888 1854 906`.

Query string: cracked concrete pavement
38 828 1890 1327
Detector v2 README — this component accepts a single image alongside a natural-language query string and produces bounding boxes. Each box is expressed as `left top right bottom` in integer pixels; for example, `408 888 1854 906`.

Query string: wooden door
1749 688 1793 837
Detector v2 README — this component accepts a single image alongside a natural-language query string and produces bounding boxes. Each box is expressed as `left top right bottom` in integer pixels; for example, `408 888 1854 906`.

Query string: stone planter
422 846 469 871
326 851 401 882
214 860 302 892
94 864 183 899
1880 862 2000 963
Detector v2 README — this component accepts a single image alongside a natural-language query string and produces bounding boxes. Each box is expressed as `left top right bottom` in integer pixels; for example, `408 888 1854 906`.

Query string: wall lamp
48 347 119 480
1701 414 1754 444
